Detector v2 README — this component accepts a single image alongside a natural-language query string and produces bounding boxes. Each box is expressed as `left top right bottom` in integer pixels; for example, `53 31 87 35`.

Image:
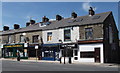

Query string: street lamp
59 39 63 64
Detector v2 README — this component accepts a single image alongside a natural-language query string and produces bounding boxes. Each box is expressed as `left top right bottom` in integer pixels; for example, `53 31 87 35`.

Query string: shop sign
24 43 28 47
62 44 75 47
35 45 39 49
4 44 23 48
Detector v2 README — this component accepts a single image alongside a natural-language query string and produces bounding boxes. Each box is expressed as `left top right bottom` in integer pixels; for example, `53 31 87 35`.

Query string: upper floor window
8 35 12 43
47 32 52 41
32 35 39 43
85 27 93 39
64 28 71 41
109 25 113 44
20 35 24 42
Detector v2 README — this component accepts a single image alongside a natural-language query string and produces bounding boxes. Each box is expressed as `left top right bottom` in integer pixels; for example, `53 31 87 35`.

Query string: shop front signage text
4 45 23 48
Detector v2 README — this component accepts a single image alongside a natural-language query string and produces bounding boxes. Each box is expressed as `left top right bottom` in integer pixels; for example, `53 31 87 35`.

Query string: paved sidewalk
1 58 119 67
1 58 59 63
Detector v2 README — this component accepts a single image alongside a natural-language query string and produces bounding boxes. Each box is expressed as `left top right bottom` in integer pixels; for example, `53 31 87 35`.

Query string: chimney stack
89 7 95 16
30 20 36 24
14 24 20 29
56 15 62 21
26 22 30 27
42 16 49 22
71 12 77 18
3 26 9 31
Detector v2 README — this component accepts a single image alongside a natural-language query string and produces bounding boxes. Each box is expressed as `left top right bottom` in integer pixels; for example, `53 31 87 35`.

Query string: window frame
47 32 52 41
32 35 39 43
64 28 71 41
80 51 95 58
85 27 93 40
8 35 12 43
20 35 24 42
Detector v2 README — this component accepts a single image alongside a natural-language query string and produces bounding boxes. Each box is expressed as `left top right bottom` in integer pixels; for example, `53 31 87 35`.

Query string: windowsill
47 40 52 42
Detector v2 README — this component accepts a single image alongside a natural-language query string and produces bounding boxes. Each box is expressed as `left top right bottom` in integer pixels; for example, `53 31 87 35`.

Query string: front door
94 48 100 63
73 49 78 61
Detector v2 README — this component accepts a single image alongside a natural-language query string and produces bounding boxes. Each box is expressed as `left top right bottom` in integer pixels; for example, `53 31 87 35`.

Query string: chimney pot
30 20 36 24
56 15 62 21
26 22 30 27
71 12 77 18
3 26 9 31
14 24 20 29
42 16 49 22
89 7 95 16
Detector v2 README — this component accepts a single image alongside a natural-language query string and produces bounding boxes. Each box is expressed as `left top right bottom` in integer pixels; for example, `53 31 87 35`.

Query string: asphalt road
2 60 119 71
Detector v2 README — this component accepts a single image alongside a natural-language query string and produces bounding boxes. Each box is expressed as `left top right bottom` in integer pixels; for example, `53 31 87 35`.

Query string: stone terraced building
0 7 119 63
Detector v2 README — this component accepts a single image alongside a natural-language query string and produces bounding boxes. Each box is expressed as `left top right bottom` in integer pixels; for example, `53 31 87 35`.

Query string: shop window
61 49 73 57
80 51 94 58
32 35 39 43
6 48 13 57
44 50 54 58
85 27 93 39
20 35 24 42
47 32 52 41
64 28 71 41
61 50 64 57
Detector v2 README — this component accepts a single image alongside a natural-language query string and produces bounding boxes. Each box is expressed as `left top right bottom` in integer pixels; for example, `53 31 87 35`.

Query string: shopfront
59 43 78 63
41 43 60 61
78 40 104 63
27 43 41 58
2 43 28 59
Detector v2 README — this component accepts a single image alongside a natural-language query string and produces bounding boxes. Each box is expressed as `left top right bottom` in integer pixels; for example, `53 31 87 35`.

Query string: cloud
82 2 92 12
49 19 56 21
82 2 97 12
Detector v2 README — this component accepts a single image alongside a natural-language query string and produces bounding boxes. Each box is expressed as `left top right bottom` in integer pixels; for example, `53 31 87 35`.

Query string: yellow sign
4 45 23 48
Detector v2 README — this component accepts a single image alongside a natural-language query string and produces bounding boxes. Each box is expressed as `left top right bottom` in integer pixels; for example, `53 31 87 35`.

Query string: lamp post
59 39 63 64
64 45 66 64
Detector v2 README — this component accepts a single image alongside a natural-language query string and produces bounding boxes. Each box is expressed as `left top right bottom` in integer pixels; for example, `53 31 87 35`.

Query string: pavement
1 58 119 67
0 58 119 72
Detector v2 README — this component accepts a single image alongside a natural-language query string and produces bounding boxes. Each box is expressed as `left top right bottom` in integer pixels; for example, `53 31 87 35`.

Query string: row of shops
1 39 104 63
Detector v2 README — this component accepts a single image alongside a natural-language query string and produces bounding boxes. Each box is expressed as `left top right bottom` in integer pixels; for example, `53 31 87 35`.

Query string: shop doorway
73 49 78 61
94 48 100 63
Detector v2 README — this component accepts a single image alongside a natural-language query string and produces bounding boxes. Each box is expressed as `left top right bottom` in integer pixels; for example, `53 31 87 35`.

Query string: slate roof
1 11 112 35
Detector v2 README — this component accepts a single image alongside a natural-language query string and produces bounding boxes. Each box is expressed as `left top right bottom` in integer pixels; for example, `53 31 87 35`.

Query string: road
2 60 119 71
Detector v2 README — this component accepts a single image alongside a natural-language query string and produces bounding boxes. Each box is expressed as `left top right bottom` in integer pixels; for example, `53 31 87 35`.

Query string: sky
0 2 120 38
